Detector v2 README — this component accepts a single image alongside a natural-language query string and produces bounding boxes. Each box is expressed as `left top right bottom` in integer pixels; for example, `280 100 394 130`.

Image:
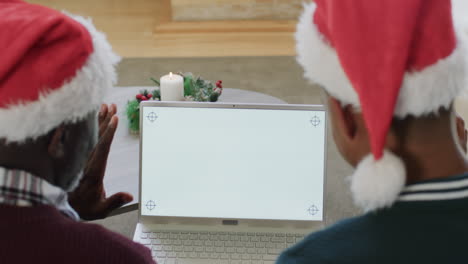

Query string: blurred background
28 0 468 239
30 0 301 58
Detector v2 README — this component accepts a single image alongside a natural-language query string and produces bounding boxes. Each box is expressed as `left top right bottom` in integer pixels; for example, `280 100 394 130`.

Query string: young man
278 0 468 263
0 0 154 263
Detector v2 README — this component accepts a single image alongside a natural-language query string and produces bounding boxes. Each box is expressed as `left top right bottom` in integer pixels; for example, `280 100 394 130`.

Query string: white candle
160 72 184 101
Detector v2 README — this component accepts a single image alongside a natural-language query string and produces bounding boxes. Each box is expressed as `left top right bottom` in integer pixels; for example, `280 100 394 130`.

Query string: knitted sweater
0 204 155 264
277 173 468 264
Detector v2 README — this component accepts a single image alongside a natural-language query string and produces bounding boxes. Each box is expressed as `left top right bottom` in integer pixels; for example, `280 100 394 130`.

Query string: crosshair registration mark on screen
146 200 156 211
310 116 321 127
146 112 158 122
308 205 319 216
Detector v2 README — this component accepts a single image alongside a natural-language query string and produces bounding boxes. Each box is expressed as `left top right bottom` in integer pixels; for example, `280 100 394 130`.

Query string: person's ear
48 125 67 159
329 97 358 141
456 114 467 154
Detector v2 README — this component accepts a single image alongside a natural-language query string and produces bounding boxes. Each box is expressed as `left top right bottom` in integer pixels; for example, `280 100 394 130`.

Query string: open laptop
133 102 327 264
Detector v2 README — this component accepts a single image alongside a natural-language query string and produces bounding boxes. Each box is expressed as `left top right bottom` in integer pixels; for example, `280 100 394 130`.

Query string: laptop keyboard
138 230 306 264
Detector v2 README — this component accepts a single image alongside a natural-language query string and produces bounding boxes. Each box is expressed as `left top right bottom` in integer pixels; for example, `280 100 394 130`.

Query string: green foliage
209 92 220 102
182 72 218 102
126 99 140 132
184 74 194 96
127 72 223 133
152 89 161 100
150 77 160 86
148 72 220 102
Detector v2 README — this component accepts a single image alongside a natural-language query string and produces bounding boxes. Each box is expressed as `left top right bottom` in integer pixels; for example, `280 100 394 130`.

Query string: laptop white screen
140 105 326 221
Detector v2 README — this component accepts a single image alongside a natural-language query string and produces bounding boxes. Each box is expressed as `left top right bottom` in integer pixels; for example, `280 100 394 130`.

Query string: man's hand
68 104 133 220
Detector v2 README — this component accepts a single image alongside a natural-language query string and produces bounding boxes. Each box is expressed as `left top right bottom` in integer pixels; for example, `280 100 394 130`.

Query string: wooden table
103 87 287 215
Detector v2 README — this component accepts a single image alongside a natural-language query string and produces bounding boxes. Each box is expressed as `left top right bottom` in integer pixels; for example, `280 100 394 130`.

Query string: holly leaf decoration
152 89 161 100
126 99 140 132
184 75 195 97
150 77 160 86
209 92 220 102
149 72 222 103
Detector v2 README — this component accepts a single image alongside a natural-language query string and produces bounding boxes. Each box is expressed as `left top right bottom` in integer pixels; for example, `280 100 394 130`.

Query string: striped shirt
398 173 468 202
278 173 468 264
0 167 79 220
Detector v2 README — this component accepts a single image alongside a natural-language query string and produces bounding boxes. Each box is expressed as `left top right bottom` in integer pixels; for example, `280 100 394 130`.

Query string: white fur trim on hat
296 2 468 119
350 151 406 212
0 14 120 143
453 0 468 36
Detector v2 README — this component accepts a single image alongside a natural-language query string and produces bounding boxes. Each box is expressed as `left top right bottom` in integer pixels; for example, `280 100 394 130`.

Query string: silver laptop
133 102 327 264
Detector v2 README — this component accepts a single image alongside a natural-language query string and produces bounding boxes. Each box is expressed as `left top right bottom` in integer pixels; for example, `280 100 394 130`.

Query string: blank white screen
141 106 326 221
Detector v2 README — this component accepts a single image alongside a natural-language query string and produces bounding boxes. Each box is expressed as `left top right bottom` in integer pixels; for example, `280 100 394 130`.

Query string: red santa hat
0 0 120 142
296 0 468 211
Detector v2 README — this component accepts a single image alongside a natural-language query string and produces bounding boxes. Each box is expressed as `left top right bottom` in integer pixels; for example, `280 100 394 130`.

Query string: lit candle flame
170 72 173 80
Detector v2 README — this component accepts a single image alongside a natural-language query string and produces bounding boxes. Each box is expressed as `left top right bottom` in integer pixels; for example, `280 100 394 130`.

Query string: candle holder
126 72 223 134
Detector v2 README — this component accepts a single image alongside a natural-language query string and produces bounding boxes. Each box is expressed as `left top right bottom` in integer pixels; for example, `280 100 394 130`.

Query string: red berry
216 83 223 89
136 94 143 100
147 94 153 99
217 80 222 84
141 96 148 101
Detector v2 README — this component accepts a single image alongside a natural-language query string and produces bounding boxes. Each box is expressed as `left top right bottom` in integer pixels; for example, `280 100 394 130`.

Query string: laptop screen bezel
138 101 328 226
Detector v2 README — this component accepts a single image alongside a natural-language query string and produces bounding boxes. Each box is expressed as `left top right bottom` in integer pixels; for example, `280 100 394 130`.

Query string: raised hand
68 104 133 220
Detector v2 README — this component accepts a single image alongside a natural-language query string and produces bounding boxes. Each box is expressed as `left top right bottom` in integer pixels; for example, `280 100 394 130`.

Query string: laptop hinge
222 220 239 226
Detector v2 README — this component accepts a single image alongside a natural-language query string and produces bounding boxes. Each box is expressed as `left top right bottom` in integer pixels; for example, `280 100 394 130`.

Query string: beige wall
171 0 304 21
28 0 167 57
26 0 295 57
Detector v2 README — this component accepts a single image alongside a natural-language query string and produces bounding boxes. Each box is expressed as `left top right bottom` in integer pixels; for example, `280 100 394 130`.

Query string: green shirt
278 173 468 264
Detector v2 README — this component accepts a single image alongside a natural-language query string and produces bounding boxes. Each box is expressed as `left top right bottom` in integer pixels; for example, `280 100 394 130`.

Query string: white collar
398 174 468 202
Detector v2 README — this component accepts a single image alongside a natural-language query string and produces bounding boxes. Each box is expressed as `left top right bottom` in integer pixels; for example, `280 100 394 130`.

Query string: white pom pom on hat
296 0 468 211
351 151 406 212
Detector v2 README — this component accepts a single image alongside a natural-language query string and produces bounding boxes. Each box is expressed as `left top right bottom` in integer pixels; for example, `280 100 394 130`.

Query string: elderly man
278 0 468 263
0 0 154 263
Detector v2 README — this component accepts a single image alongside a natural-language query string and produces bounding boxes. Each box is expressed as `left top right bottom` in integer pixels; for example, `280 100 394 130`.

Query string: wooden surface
123 31 295 58
104 87 287 215
171 0 303 21
155 20 296 34
29 0 296 58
